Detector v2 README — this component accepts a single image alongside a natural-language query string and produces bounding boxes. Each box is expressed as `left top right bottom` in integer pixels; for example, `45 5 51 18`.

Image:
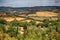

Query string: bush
42 19 50 27
0 19 7 25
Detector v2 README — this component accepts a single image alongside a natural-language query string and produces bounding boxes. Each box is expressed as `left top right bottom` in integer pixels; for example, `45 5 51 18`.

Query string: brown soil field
28 11 58 17
3 17 25 22
0 11 58 23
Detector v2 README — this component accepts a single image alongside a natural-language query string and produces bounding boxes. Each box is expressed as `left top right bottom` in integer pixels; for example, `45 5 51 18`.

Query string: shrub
0 19 7 25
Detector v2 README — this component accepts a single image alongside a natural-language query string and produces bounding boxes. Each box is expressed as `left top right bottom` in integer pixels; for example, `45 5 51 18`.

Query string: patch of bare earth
3 17 25 22
0 11 58 22
28 11 58 17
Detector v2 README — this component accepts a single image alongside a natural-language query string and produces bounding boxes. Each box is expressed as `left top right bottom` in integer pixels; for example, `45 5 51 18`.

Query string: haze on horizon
0 0 60 7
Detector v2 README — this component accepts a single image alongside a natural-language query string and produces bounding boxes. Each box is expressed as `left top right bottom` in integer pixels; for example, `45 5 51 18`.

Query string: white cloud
0 0 60 7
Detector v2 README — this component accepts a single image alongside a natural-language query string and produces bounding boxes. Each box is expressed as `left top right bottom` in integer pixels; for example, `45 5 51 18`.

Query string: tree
0 24 6 40
8 20 20 37
19 21 31 30
37 23 44 28
42 19 50 27
29 20 36 26
7 25 17 37
0 19 7 25
54 21 60 32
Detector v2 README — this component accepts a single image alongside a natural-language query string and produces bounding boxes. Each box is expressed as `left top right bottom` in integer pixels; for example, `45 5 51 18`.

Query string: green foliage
29 20 36 25
37 23 44 28
19 21 31 30
42 19 50 27
9 20 20 26
54 21 60 32
0 24 6 33
0 19 7 25
24 29 42 40
7 20 21 37
0 24 6 40
7 26 17 37
0 18 60 40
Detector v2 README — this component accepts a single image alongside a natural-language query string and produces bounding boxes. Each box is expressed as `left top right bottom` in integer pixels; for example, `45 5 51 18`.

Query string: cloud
0 0 60 7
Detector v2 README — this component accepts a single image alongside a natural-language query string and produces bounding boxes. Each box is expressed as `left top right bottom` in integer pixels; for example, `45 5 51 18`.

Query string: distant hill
0 6 60 12
0 6 60 17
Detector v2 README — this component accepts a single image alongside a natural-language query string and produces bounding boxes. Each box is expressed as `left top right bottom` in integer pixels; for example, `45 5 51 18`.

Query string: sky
0 0 60 7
